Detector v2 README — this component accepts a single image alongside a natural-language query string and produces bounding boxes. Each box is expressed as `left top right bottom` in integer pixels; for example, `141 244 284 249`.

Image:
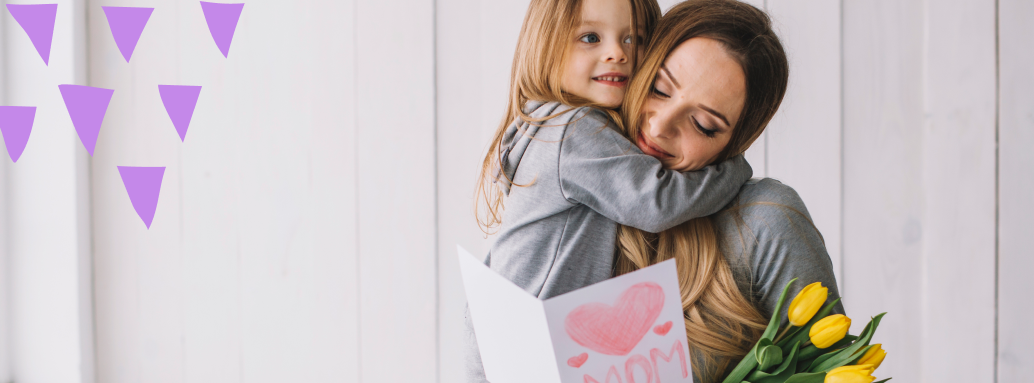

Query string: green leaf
874 378 892 383
755 339 783 371
800 349 841 373
763 278 798 341
723 279 798 383
810 313 886 373
750 342 801 383
783 372 826 383
795 336 857 371
778 298 842 354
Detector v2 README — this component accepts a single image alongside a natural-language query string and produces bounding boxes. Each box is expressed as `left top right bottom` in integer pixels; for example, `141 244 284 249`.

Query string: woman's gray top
463 177 845 382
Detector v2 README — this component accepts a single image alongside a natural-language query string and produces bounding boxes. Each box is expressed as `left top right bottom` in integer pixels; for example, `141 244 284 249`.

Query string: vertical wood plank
91 1 360 383
356 0 438 381
998 1 1034 381
0 8 9 379
841 1 924 382
922 1 997 382
435 0 529 379
762 0 842 285
4 1 93 382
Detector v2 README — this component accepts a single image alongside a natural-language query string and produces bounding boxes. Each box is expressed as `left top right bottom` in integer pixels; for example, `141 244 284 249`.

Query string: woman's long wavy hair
614 1 789 381
475 0 662 235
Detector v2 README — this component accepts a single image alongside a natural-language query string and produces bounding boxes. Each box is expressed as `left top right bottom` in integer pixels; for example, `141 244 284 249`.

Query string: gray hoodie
463 101 753 381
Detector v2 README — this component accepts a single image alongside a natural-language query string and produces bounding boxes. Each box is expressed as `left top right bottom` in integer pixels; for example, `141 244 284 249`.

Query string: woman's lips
637 132 674 158
592 72 628 87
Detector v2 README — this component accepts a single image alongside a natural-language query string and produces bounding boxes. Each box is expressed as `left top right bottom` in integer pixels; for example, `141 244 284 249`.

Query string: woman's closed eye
650 85 670 98
692 116 717 137
579 33 601 44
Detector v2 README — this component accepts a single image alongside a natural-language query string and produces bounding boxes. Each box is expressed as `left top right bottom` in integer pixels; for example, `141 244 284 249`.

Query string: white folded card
458 246 693 383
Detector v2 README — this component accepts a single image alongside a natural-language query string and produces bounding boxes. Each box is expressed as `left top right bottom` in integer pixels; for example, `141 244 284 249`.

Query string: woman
615 1 844 382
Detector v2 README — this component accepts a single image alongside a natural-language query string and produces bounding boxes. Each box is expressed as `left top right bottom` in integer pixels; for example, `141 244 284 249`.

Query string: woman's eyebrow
700 105 731 128
660 65 681 89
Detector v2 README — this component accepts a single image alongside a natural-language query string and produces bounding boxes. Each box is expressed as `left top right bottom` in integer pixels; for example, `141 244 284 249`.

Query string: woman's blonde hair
475 0 662 234
615 0 790 381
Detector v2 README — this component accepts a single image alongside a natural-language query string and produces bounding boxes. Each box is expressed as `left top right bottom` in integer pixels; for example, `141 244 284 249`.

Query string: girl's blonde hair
616 0 790 381
475 0 662 234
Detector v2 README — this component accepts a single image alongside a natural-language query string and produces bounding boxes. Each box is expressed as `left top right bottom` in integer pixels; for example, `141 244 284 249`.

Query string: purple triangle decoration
7 4 58 65
158 85 202 142
118 166 166 229
200 2 244 58
0 106 37 162
102 6 154 62
58 84 114 156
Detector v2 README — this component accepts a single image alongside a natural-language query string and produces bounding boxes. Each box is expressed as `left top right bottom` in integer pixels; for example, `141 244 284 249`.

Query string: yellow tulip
825 364 876 383
809 314 851 349
856 344 886 370
788 282 828 326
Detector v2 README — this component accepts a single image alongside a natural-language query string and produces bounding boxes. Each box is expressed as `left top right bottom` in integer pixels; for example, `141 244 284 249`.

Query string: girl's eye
623 35 642 45
623 35 633 44
692 116 717 138
650 84 670 98
580 33 601 44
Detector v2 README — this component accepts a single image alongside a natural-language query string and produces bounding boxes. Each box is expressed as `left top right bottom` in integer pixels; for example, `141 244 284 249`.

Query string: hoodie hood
496 101 565 195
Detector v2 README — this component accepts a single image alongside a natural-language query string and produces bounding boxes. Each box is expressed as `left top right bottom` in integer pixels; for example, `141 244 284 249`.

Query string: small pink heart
568 353 589 368
653 321 673 336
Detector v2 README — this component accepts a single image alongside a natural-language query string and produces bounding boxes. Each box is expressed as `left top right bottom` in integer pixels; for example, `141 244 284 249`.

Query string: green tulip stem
774 324 796 344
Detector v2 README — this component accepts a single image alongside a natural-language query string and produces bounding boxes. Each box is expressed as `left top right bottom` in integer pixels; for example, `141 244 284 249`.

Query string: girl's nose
603 41 628 64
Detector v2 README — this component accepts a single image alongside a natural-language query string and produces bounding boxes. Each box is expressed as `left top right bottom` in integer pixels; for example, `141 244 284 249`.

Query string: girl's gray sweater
463 101 753 380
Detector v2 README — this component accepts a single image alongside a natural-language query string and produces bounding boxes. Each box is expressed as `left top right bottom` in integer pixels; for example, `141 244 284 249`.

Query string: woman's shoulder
716 178 844 319
734 178 810 213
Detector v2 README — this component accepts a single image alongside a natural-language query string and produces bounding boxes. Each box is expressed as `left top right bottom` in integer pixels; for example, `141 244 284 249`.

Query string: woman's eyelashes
691 116 717 137
650 84 670 98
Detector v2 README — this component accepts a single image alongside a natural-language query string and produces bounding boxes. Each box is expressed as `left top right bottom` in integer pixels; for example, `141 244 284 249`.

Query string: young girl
465 0 753 380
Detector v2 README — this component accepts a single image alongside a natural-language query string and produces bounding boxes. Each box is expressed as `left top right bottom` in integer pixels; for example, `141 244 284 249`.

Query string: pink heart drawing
568 352 589 368
653 321 673 336
564 282 665 356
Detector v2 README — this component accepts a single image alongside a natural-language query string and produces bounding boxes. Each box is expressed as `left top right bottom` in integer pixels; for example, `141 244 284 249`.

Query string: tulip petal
780 298 843 354
811 313 886 373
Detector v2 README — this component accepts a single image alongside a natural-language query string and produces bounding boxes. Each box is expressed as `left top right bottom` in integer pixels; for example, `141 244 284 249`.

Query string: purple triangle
200 2 244 58
7 4 57 65
158 85 202 142
58 84 114 156
118 166 165 229
102 6 154 62
0 106 37 162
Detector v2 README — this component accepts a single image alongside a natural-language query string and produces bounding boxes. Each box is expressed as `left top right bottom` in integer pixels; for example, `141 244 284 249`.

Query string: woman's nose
648 109 677 139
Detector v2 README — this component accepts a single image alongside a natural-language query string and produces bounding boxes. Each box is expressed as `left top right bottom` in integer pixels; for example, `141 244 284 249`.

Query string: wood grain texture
356 0 438 381
89 1 359 383
922 1 998 382
841 1 924 382
997 1 1034 381
762 0 843 285
434 0 526 379
3 1 93 382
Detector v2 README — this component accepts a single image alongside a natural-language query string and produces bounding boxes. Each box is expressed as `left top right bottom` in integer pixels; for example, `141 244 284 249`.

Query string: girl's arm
558 108 752 233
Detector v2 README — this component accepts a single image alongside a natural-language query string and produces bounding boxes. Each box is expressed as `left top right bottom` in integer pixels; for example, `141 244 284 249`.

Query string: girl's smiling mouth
592 72 629 87
638 132 674 158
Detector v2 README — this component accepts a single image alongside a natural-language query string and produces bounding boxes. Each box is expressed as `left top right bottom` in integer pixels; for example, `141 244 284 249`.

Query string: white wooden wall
0 1 1029 383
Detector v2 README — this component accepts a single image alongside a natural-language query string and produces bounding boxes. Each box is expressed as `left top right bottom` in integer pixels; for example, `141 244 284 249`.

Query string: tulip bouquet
720 279 889 383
